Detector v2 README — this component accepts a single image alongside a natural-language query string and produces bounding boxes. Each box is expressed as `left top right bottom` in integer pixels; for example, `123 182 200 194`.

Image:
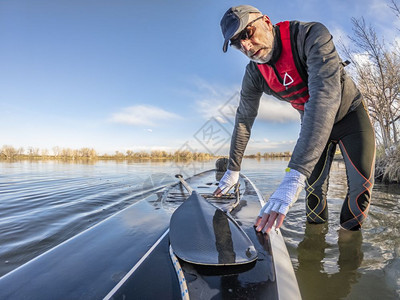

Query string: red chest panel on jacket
257 21 309 111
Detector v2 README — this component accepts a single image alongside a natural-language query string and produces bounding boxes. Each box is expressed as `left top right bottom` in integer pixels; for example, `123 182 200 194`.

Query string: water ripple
0 159 399 299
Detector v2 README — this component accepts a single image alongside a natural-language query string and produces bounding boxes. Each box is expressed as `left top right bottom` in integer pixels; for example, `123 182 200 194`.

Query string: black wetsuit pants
305 102 376 230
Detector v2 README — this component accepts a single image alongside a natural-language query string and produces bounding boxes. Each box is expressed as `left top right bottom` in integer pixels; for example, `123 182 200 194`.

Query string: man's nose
240 39 252 52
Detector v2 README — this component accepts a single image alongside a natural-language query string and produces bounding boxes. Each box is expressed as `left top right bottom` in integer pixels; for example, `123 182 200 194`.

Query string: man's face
230 14 275 63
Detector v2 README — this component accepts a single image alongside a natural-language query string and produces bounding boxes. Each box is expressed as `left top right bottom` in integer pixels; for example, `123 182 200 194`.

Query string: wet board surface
110 228 278 300
110 172 281 299
169 191 257 266
182 227 278 299
0 200 171 300
0 169 300 300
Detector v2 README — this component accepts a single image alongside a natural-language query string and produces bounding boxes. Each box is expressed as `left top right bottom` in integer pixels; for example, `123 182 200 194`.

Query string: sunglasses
230 16 264 49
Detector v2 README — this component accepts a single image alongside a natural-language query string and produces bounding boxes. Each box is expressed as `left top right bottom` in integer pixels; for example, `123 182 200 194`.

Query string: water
0 159 399 299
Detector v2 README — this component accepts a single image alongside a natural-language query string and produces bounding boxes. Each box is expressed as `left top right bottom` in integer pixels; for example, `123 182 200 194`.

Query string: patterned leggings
305 102 376 230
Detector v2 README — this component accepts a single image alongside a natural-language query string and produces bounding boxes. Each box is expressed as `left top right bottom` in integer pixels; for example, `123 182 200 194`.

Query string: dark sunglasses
230 16 264 49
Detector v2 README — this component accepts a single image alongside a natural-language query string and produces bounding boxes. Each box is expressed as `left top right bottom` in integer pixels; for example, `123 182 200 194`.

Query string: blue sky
1 0 399 155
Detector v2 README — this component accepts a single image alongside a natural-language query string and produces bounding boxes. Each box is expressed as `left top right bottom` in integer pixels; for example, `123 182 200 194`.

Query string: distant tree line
0 145 293 161
0 145 216 160
244 151 292 158
0 145 98 160
103 149 215 160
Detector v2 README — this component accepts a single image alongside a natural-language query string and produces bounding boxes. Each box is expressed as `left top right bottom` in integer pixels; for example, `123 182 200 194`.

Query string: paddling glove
259 168 306 216
218 169 239 194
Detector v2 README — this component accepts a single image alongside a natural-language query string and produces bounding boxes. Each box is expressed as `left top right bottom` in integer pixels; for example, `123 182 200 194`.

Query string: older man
214 5 375 233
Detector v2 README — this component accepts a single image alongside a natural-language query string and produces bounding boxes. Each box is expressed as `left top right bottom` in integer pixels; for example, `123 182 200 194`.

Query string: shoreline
2 145 398 183
0 145 293 161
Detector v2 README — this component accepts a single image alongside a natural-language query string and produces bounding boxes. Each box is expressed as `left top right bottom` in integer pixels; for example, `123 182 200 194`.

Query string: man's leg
305 141 337 224
336 103 376 230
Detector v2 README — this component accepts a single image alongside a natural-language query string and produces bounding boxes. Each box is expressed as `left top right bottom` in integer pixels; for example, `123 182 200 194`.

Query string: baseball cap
220 5 262 52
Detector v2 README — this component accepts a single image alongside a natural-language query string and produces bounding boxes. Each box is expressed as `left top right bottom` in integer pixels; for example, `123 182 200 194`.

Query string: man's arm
214 64 263 197
288 22 342 178
228 63 264 171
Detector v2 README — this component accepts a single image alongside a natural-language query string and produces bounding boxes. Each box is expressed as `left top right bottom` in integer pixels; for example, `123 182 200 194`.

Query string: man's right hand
254 168 306 233
213 169 240 197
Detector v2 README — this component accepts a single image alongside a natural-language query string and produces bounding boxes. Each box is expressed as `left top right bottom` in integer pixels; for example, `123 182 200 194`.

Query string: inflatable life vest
257 21 309 111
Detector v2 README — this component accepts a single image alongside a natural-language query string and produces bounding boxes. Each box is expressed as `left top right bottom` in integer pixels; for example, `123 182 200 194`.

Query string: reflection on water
0 158 399 299
296 223 363 299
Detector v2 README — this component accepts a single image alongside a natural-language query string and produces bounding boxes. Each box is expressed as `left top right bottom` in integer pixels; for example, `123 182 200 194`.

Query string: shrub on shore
375 145 400 183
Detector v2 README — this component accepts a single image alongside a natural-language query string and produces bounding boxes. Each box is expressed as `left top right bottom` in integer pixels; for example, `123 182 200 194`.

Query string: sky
1 0 399 155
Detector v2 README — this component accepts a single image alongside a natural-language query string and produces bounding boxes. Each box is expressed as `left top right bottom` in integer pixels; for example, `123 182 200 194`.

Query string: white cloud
263 139 296 149
353 52 371 67
109 105 181 127
330 26 351 51
121 145 177 152
258 96 300 123
191 79 299 124
246 138 296 153
389 36 400 53
190 79 241 123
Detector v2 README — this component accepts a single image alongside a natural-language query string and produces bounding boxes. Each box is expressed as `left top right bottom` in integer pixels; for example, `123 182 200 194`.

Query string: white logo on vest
283 72 294 89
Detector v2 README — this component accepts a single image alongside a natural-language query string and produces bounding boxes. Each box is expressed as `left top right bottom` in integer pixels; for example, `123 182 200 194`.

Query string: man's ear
262 15 273 29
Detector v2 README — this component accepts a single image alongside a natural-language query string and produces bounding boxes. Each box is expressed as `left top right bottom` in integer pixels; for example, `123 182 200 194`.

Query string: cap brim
221 5 261 53
223 39 229 52
221 15 251 53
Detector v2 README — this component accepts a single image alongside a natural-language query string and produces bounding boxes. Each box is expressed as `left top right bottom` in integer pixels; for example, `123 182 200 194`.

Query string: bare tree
52 146 61 157
390 0 400 19
60 148 75 159
126 150 134 158
1 145 18 159
17 147 24 156
77 147 97 158
27 147 40 157
340 16 400 150
41 148 49 157
114 151 125 159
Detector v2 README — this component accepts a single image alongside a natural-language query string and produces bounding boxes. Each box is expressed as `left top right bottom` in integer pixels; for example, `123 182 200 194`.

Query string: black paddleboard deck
109 231 277 300
169 191 257 266
180 227 277 299
0 169 300 300
108 170 280 299
0 200 172 300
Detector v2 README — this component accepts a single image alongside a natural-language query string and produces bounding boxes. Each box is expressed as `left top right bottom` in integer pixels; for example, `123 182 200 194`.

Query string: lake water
0 159 399 299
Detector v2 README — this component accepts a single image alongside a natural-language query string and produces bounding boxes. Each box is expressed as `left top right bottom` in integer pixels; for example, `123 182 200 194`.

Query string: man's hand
213 169 239 197
255 213 285 234
254 168 306 233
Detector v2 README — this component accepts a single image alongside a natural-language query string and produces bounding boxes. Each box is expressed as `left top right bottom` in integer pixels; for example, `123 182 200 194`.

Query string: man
214 5 375 233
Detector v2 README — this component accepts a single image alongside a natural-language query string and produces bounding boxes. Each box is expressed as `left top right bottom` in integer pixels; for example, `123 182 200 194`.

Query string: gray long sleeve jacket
228 21 362 178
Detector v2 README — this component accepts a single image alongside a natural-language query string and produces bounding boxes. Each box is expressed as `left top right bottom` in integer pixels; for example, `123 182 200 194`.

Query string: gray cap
220 5 262 52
